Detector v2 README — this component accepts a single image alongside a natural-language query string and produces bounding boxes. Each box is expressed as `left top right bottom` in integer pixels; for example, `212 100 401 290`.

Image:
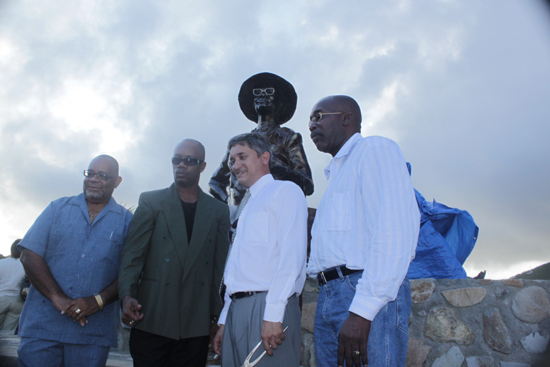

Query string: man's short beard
85 188 104 200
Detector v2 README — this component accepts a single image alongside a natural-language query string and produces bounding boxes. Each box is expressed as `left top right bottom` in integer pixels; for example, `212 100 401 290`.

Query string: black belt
317 265 362 286
230 291 265 300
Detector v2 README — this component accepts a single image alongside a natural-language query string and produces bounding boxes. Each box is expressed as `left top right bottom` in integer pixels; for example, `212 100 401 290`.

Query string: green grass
512 262 550 280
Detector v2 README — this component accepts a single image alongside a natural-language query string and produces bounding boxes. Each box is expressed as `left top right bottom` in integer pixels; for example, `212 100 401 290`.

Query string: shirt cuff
218 294 231 325
263 302 286 323
348 297 385 322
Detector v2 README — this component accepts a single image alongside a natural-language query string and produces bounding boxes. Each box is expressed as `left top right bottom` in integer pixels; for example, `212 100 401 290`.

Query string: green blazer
118 184 230 340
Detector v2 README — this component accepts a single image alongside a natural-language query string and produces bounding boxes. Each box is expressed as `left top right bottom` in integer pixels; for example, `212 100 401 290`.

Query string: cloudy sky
1 0 549 279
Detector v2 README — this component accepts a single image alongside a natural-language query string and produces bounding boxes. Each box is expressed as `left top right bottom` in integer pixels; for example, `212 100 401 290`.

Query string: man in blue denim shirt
17 155 133 367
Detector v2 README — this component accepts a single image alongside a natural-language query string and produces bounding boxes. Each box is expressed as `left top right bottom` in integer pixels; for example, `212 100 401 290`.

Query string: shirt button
81 254 85 258
76 275 79 278
165 258 170 262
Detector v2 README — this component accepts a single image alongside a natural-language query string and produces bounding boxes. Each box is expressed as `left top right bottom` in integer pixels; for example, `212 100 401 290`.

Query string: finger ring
129 320 135 326
75 308 81 314
354 351 360 355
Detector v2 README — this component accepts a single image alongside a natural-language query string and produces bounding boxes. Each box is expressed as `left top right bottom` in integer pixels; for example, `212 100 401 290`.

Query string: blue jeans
314 272 410 367
18 337 110 367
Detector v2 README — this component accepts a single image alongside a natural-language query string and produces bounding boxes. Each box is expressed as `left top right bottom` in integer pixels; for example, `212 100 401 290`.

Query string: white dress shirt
307 133 420 321
0 257 25 297
219 174 308 324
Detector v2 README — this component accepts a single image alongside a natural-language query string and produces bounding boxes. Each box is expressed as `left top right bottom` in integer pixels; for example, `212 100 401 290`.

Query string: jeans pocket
344 274 358 293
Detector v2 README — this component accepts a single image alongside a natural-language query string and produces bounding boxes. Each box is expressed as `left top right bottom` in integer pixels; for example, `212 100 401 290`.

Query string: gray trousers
221 292 301 367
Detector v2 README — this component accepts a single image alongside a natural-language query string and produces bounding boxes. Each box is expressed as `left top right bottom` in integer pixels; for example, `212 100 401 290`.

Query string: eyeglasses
171 157 204 166
310 112 344 123
309 112 344 127
83 170 115 181
252 88 275 96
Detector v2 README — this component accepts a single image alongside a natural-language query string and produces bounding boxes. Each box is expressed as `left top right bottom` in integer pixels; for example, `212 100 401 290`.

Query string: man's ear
200 162 207 173
342 112 354 126
114 176 123 188
260 151 270 166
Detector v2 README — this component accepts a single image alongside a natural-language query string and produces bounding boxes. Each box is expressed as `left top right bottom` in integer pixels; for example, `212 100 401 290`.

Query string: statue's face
253 87 276 116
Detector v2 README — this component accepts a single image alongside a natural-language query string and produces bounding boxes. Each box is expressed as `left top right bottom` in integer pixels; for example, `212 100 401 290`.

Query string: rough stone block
432 346 464 367
442 287 487 307
520 331 549 354
424 307 475 345
411 279 435 303
405 337 431 367
512 286 550 323
301 331 316 367
466 356 494 367
499 363 531 367
301 302 317 334
478 279 492 285
495 287 510 299
503 279 524 287
483 308 512 354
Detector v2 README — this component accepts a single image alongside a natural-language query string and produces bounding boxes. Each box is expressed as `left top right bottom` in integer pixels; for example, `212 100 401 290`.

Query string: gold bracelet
94 293 104 311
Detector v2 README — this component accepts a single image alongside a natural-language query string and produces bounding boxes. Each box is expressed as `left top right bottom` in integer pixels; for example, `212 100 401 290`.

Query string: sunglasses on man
171 157 204 166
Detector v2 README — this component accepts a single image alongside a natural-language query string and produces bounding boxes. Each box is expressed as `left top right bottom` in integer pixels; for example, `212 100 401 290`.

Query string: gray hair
227 132 272 166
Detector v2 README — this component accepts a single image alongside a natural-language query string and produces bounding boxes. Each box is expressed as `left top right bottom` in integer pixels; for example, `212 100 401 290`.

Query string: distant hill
512 262 550 280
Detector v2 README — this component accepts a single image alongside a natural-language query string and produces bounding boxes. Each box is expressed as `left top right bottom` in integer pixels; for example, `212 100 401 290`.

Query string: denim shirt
18 193 133 347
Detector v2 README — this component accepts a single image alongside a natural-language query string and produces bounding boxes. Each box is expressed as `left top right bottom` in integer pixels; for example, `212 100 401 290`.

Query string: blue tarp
406 186 479 280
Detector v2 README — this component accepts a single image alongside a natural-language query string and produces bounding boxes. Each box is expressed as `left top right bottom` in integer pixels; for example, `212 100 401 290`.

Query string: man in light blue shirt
307 96 420 367
17 155 133 367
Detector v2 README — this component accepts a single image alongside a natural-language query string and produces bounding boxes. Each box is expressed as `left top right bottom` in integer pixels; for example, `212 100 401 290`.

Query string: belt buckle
318 272 327 286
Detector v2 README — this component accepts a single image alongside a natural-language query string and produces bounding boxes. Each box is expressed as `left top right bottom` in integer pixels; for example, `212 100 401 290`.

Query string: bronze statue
209 72 314 211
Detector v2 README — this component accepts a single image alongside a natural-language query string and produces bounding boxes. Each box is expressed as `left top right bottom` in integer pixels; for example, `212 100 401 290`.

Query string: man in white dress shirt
213 132 308 367
307 95 420 367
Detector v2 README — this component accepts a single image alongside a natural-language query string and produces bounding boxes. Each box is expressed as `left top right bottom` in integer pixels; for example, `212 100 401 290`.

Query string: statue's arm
208 150 231 203
272 131 314 196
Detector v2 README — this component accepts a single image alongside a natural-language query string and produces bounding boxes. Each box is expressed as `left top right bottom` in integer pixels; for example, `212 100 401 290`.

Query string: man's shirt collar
249 174 274 198
324 133 362 180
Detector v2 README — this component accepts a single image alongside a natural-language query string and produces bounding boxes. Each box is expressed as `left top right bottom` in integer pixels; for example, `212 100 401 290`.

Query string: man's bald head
173 139 206 161
84 155 122 204
172 139 206 189
317 95 362 129
91 155 119 176
309 95 362 157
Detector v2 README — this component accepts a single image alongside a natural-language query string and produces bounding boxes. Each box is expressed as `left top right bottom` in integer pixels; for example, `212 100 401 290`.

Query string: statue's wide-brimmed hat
238 72 297 125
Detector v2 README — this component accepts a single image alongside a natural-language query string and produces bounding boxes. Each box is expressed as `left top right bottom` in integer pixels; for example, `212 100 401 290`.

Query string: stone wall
299 278 550 367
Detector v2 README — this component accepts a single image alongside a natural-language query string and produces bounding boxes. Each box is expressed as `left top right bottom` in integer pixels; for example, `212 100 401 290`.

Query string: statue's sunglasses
252 87 275 96
171 157 203 166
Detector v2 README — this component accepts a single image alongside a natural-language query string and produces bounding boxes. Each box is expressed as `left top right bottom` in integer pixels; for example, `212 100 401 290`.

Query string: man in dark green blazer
118 139 230 367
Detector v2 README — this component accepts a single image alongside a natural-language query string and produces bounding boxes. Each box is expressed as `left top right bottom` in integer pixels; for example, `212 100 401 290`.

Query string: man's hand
53 294 87 327
20 287 29 300
261 321 285 356
337 312 371 367
213 324 224 355
209 321 220 352
68 296 99 323
51 293 75 314
121 296 144 327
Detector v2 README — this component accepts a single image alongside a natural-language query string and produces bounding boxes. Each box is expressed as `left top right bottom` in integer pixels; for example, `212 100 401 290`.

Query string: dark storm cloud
0 0 549 279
